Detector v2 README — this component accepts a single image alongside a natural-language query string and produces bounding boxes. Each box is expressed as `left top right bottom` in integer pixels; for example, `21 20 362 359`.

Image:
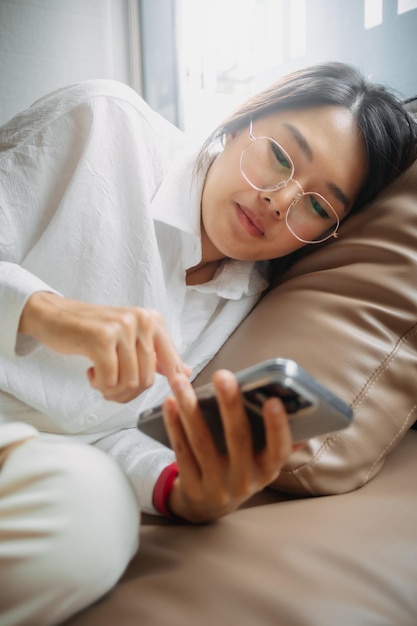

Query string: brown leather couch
65 120 417 625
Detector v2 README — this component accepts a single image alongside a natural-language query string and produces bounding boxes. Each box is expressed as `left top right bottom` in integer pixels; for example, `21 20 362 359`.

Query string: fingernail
216 370 234 391
183 364 192 377
268 398 284 414
175 362 189 375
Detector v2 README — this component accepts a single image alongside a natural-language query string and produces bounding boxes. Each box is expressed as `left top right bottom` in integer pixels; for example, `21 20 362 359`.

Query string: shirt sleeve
0 80 183 497
0 262 60 361
93 426 177 515
0 79 183 368
0 85 88 361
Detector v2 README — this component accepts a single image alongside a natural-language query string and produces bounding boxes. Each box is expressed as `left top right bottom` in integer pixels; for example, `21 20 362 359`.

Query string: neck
186 259 222 285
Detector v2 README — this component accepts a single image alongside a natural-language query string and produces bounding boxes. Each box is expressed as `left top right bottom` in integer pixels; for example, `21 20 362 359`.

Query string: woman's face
200 105 367 263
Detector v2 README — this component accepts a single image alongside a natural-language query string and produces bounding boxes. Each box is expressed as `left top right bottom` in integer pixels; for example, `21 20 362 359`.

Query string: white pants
0 429 139 626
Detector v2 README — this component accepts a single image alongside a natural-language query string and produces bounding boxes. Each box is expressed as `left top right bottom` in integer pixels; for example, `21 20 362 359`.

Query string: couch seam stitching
283 322 417 494
360 402 417 486
351 323 417 408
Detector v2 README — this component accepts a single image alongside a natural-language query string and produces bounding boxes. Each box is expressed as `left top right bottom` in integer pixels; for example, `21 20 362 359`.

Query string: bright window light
398 0 417 14
364 0 383 28
290 0 306 58
177 0 293 136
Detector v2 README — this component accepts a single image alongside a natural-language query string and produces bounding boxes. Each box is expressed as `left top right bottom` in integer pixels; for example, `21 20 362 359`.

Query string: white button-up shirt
0 80 268 512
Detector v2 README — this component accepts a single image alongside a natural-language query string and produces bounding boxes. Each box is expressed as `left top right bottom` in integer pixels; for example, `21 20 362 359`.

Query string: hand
163 369 300 524
19 292 190 402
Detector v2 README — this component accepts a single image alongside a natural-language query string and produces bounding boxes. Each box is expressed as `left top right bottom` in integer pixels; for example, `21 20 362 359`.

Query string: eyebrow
283 123 313 161
282 122 351 213
326 182 350 213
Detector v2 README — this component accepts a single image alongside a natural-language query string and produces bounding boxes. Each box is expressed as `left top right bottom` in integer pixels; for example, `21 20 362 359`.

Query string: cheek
207 151 239 190
201 153 243 220
206 136 247 190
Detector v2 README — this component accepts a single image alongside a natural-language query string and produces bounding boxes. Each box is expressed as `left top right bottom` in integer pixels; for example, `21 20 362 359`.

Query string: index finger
153 323 191 383
258 397 293 470
212 369 254 461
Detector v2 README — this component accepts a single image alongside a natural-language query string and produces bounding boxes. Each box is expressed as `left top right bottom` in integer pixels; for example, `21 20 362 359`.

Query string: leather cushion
195 160 417 495
64 431 417 626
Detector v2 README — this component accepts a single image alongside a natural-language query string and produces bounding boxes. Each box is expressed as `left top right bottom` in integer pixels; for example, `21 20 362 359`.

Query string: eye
270 141 291 170
309 195 331 220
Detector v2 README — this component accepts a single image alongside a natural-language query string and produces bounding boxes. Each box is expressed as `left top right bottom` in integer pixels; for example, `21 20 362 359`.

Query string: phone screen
199 382 314 455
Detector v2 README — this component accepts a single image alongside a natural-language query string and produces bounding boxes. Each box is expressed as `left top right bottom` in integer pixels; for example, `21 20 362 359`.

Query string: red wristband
153 462 180 520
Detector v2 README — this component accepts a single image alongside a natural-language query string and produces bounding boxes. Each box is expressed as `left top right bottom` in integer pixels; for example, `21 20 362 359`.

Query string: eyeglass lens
240 137 339 244
240 135 294 191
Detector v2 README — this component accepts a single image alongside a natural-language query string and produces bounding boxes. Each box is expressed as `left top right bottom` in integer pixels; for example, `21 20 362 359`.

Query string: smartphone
137 358 353 454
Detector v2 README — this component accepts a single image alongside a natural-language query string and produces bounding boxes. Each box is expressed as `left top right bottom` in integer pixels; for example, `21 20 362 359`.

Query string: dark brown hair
197 62 417 214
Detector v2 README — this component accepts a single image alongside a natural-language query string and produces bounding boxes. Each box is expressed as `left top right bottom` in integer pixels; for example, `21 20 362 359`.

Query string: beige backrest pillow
195 160 417 495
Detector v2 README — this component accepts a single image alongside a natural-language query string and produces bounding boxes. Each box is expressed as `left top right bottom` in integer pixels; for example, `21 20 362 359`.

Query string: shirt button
85 414 98 425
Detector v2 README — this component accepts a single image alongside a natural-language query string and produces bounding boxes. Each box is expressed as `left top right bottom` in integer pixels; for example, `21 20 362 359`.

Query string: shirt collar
151 143 203 266
191 259 269 299
151 144 268 300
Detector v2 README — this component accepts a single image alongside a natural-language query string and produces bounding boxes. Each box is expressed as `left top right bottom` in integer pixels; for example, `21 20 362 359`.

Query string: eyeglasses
239 119 340 244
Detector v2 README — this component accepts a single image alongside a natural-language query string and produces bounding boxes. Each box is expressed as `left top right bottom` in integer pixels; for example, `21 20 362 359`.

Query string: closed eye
309 195 331 220
270 140 291 170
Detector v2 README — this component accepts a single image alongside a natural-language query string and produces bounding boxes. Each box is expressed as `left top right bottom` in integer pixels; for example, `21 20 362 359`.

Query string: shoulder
0 79 184 156
31 79 151 118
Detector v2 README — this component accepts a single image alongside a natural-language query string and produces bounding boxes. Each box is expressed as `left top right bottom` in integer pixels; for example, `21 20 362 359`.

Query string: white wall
0 0 139 125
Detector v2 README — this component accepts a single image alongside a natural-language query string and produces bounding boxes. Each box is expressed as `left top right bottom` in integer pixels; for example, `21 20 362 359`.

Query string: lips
236 204 265 237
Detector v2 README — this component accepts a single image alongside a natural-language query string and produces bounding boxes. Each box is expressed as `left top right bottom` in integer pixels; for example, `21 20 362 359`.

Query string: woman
1 62 416 624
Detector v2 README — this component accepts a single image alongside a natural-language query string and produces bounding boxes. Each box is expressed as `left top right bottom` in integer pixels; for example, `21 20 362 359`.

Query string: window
139 0 417 135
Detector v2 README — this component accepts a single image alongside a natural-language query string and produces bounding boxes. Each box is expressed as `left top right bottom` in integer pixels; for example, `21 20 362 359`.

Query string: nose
261 179 302 217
